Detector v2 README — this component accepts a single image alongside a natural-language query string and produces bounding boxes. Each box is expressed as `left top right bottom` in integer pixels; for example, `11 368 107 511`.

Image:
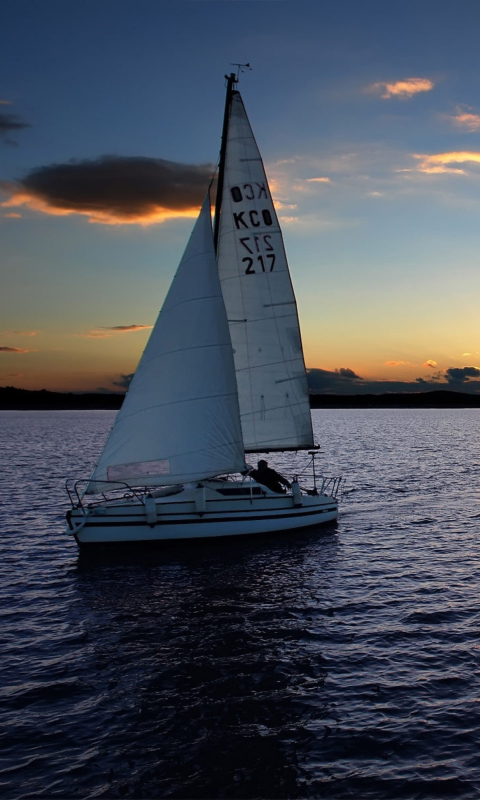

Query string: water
1 409 480 798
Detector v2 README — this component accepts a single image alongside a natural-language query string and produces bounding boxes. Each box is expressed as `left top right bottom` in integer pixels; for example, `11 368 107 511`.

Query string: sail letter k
256 183 267 199
233 211 248 229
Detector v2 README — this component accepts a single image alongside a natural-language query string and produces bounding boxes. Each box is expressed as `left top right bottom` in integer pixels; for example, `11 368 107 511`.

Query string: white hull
66 483 338 546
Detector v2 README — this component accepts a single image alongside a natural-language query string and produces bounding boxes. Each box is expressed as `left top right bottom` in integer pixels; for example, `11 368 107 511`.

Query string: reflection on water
74 530 339 797
1 410 479 798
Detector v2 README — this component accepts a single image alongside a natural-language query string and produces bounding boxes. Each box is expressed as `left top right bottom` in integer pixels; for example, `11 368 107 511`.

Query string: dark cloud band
307 367 363 394
0 113 31 133
0 112 31 146
113 374 134 390
308 367 480 394
445 366 480 383
2 155 215 221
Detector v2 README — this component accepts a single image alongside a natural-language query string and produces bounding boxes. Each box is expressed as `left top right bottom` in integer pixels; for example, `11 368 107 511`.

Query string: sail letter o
231 186 242 203
262 209 273 226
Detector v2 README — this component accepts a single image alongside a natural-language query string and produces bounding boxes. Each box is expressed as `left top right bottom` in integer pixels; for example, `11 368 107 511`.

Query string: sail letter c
249 210 260 227
243 183 255 200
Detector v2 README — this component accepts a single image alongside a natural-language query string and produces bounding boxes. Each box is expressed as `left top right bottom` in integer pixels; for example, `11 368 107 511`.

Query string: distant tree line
1 385 479 410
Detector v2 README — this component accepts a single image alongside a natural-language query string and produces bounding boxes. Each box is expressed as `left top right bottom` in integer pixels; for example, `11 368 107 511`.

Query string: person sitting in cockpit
249 460 291 494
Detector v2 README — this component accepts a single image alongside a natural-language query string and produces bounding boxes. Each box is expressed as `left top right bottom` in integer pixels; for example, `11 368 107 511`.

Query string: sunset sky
2 0 480 394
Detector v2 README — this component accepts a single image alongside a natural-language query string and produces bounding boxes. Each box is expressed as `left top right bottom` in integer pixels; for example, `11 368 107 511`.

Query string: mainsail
87 196 245 492
216 89 314 452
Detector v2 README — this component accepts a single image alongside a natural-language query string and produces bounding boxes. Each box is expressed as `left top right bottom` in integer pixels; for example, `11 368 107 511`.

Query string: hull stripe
78 506 337 529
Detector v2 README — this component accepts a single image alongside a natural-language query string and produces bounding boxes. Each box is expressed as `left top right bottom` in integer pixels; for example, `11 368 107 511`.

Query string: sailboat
65 73 342 547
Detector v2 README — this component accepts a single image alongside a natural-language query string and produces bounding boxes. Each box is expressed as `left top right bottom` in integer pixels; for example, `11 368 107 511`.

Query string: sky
1 0 480 394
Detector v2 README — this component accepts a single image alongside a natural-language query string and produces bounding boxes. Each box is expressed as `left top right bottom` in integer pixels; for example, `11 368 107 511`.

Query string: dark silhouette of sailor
249 460 291 494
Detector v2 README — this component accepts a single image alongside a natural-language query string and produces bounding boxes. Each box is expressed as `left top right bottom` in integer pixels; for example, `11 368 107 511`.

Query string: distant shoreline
0 387 123 410
309 391 480 409
1 386 479 410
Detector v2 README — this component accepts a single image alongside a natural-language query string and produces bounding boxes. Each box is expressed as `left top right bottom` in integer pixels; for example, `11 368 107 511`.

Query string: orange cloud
278 215 301 225
3 330 38 337
102 325 153 332
1 190 199 226
273 200 298 211
384 360 409 367
412 151 480 174
370 78 434 99
0 346 30 353
77 324 153 338
422 360 437 368
288 178 332 196
451 109 480 131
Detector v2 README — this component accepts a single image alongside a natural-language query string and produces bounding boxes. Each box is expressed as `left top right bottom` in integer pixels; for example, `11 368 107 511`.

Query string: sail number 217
240 235 276 274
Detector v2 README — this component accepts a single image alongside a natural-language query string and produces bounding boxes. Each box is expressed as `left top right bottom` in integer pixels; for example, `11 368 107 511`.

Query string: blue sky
2 0 480 392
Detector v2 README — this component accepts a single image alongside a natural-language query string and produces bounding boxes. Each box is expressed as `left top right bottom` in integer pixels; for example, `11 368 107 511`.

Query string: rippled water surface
1 409 480 798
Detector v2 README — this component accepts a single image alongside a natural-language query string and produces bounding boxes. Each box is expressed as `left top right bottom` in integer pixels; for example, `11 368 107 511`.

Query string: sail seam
151 441 244 463
235 357 305 371
263 302 296 307
241 399 308 418
109 440 245 465
220 268 288 282
163 293 224 314
244 446 313 453
117 391 243 420
223 312 297 324
140 342 233 362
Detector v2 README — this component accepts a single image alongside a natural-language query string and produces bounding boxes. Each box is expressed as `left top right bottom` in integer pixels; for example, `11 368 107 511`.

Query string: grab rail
65 478 145 510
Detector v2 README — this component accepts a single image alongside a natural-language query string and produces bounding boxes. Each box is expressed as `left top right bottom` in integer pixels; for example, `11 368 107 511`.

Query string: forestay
216 91 314 452
87 197 245 492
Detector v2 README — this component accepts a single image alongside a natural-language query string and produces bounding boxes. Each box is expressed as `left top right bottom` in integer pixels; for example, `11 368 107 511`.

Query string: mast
213 72 237 252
